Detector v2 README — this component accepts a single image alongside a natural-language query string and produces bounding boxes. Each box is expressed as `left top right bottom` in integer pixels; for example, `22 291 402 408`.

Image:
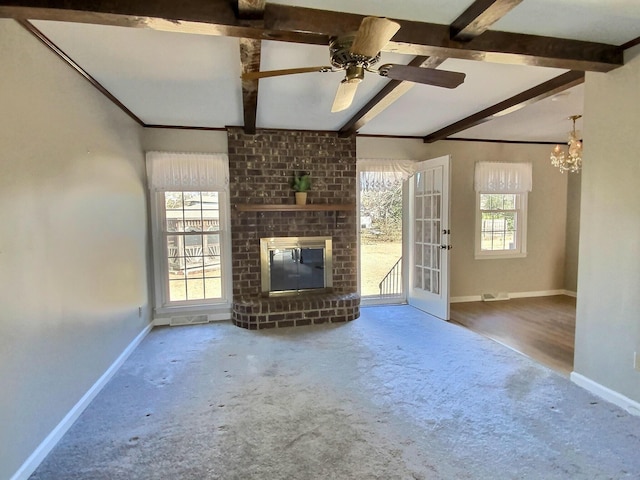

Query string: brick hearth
228 128 360 329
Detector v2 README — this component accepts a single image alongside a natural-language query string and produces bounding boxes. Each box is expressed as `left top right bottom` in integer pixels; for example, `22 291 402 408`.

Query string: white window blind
474 162 532 193
146 151 229 192
357 158 416 191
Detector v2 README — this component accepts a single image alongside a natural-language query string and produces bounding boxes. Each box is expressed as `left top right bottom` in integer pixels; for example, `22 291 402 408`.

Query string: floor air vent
170 315 209 326
481 292 510 302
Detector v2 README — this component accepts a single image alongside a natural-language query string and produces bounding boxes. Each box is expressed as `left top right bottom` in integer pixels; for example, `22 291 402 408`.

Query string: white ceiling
28 0 640 142
357 59 566 137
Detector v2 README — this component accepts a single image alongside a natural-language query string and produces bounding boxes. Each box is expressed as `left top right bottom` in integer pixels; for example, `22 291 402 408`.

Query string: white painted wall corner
10 323 153 480
570 372 640 417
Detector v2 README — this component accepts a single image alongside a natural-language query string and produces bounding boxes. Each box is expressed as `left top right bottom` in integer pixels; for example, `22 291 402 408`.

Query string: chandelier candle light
550 115 582 173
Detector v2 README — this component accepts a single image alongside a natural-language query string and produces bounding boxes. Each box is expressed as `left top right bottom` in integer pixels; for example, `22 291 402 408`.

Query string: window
474 162 532 259
476 192 527 258
164 191 222 302
146 152 231 314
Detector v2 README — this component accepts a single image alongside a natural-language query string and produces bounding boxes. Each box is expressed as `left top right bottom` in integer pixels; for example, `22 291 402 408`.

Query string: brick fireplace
228 127 360 329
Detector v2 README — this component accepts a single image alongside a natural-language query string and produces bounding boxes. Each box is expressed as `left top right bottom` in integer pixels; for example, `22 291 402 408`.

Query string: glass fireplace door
260 236 333 296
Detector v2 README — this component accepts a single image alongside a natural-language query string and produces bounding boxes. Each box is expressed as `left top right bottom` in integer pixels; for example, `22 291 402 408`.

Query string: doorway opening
359 171 404 303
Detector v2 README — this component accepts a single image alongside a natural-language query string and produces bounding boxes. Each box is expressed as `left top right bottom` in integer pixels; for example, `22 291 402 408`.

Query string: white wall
0 20 150 479
573 44 640 404
357 137 569 298
564 173 581 293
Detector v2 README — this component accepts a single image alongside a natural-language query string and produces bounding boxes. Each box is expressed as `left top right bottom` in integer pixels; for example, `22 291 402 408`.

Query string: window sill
475 252 527 260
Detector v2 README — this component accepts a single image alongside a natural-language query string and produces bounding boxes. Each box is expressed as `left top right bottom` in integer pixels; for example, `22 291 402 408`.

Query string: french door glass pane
425 220 432 243
432 270 440 295
434 166 443 192
416 172 424 193
425 169 433 193
414 167 443 296
415 243 422 265
414 266 423 289
424 196 432 218
424 245 431 267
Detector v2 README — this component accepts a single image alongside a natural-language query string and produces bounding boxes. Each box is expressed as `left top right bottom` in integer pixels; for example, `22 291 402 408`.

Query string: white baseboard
570 372 640 417
451 289 574 304
153 312 231 326
11 323 153 480
509 289 566 298
450 295 482 303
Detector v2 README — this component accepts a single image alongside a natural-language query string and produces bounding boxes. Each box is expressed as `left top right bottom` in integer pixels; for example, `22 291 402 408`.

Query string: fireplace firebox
260 236 333 296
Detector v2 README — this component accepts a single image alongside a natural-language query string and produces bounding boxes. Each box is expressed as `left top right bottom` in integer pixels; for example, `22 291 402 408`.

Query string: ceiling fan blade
350 17 401 58
379 64 466 89
242 66 332 81
331 80 360 113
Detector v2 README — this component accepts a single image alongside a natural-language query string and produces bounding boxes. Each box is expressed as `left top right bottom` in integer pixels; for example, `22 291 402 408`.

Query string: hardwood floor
450 295 576 376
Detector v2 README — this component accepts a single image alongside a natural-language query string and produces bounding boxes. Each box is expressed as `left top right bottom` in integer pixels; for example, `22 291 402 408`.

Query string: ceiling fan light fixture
345 65 365 83
330 35 380 70
550 115 583 173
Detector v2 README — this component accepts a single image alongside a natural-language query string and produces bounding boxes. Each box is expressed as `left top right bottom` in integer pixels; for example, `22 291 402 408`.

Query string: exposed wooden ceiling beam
339 0 526 136
0 0 328 46
237 1 265 135
621 35 640 51
236 0 265 20
239 36 261 135
450 0 523 41
264 4 622 72
422 70 585 143
0 1 623 72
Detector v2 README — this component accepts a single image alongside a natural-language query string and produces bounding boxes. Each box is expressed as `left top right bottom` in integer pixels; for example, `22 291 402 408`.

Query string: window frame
150 189 232 316
475 191 528 259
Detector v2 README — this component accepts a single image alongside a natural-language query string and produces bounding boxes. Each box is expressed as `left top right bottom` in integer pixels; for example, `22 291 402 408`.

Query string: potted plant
291 171 311 205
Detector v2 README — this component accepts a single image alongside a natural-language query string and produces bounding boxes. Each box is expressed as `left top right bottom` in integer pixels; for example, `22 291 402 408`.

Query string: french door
407 156 451 320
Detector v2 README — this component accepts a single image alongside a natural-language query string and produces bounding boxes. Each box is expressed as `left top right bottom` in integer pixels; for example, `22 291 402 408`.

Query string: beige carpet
30 306 640 479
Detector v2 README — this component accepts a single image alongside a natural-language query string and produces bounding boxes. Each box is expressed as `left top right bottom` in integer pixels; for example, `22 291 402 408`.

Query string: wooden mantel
235 203 355 212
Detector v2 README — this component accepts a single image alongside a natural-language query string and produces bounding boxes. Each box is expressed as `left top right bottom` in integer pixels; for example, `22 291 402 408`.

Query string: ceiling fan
242 17 466 112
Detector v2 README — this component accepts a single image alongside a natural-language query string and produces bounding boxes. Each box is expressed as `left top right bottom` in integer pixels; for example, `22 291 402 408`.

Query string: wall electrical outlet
635 352 640 372
138 306 142 318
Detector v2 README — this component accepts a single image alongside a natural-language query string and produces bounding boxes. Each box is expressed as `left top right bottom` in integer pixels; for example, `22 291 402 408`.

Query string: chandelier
550 115 582 173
